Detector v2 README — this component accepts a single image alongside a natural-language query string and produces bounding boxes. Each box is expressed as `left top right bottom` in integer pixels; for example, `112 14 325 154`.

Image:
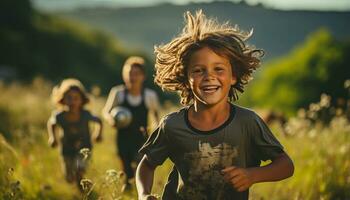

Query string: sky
31 0 350 11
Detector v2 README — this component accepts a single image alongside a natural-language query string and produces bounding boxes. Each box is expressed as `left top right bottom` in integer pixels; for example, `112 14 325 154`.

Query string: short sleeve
145 89 160 112
139 117 169 166
48 111 63 125
103 87 119 114
83 110 101 122
102 86 124 121
48 112 57 124
250 113 284 161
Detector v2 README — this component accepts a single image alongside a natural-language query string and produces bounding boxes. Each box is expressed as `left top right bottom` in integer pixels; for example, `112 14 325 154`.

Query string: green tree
242 29 350 114
0 0 33 30
0 0 156 95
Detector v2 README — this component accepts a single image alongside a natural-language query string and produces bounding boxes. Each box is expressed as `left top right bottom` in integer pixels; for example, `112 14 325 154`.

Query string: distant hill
58 1 350 60
0 0 160 95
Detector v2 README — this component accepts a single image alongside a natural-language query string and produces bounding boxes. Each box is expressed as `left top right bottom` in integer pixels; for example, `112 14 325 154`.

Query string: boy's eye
192 68 204 74
215 66 225 72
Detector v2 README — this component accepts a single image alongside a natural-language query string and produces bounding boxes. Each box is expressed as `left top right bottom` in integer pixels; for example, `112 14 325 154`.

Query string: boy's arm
102 87 118 127
47 120 58 148
222 152 294 192
147 90 160 124
154 110 160 125
136 155 158 200
91 115 103 142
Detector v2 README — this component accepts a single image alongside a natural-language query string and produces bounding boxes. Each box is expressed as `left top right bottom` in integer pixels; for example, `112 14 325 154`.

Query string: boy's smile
187 46 236 107
201 85 220 94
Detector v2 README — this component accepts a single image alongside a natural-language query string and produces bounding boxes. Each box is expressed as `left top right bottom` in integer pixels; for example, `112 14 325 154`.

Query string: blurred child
47 78 102 191
103 56 160 190
136 11 294 200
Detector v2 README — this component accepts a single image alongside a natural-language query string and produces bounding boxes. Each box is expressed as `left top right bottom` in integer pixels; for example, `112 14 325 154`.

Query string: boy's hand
94 134 103 143
221 166 255 192
139 194 158 200
48 138 57 148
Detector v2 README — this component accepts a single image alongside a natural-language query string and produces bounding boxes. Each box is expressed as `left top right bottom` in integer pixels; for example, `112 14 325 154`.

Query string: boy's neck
193 100 230 112
65 107 81 114
126 84 143 96
189 101 231 132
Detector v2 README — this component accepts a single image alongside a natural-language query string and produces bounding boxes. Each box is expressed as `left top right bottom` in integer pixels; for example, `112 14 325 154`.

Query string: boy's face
123 65 145 88
187 47 236 106
63 89 83 111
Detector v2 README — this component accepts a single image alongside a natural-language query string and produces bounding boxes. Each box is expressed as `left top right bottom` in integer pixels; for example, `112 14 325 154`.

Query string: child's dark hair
52 78 89 107
154 10 264 105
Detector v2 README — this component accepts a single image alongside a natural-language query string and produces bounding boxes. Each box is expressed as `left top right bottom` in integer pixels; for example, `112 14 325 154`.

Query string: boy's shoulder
233 104 260 122
81 109 92 116
110 84 126 93
51 109 65 117
49 109 65 124
144 88 159 101
159 107 187 128
144 87 157 94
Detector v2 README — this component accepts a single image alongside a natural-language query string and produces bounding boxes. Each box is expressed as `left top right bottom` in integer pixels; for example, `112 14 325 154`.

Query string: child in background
103 56 160 190
47 78 103 191
136 11 294 200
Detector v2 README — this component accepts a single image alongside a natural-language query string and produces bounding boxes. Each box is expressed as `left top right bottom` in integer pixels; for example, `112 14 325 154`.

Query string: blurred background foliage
1 0 349 111
241 29 350 115
0 0 166 96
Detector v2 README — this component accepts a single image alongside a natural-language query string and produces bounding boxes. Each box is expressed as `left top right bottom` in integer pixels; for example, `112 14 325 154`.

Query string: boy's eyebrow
190 64 205 68
190 62 229 67
212 62 229 65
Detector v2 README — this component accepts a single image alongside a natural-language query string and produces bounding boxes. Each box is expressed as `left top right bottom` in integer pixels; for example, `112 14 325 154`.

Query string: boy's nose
204 71 215 80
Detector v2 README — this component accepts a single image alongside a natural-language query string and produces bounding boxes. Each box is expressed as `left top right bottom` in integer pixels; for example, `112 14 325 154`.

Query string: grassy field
0 79 349 200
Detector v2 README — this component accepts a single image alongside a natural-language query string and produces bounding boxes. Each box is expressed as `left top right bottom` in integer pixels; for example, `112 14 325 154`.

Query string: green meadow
0 79 349 200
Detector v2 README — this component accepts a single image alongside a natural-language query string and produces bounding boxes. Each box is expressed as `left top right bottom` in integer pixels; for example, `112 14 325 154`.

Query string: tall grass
0 79 349 199
251 117 350 199
0 78 173 200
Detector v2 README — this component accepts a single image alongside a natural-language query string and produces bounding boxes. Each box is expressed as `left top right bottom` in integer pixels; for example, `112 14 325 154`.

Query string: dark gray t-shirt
139 104 284 200
49 109 97 156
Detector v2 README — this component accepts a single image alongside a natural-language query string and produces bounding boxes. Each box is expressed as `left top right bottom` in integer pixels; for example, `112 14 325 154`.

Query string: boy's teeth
203 86 218 89
202 86 219 92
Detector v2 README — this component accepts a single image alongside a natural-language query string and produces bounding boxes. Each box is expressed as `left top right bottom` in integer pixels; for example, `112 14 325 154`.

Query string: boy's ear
230 64 237 85
231 75 237 85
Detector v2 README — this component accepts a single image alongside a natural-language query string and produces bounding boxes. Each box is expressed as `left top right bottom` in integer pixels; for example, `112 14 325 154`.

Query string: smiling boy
136 11 294 200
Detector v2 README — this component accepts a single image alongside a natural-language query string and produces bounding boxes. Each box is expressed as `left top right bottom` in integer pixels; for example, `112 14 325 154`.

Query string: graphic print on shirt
180 141 238 200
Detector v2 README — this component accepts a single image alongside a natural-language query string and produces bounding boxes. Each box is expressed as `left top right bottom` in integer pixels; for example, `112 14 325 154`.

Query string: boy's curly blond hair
51 78 89 107
154 10 264 105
